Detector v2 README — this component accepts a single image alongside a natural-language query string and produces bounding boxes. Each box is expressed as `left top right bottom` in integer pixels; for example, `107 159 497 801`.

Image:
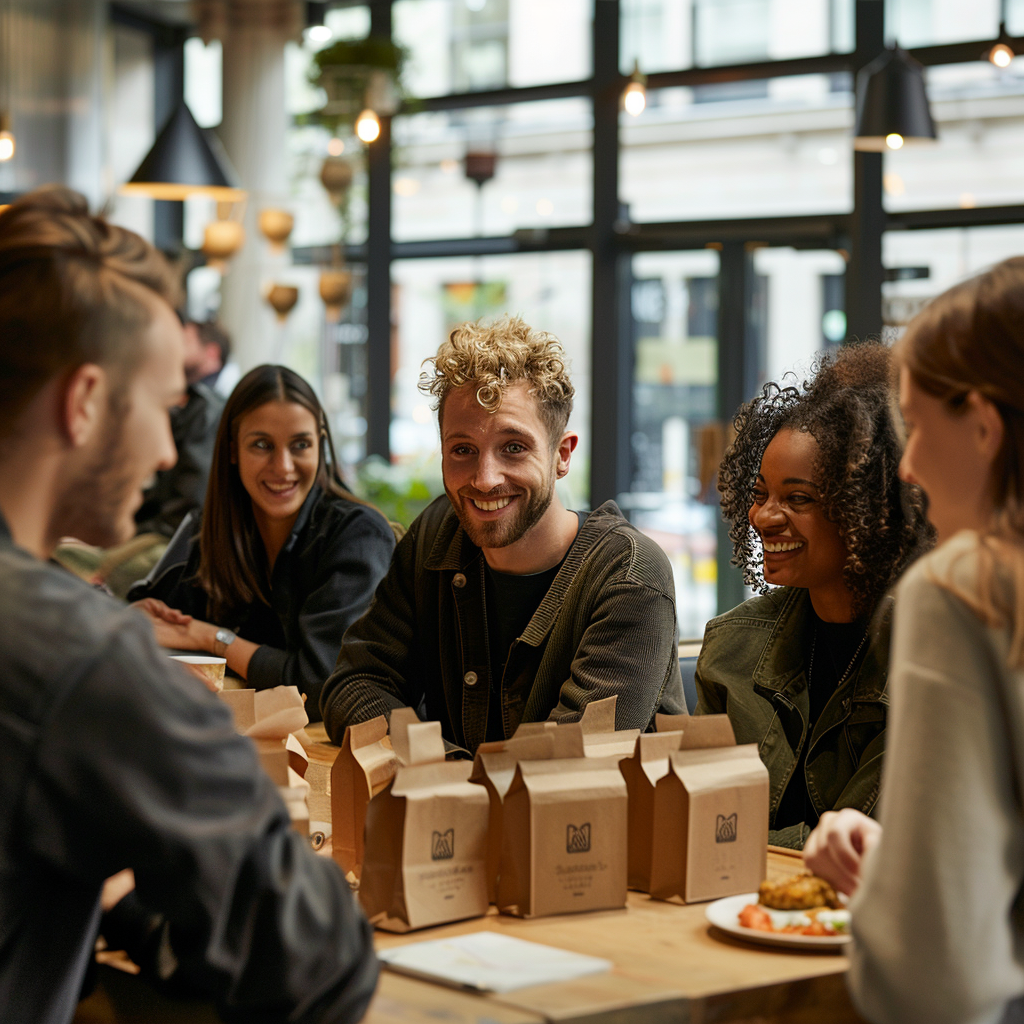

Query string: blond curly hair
419 315 574 444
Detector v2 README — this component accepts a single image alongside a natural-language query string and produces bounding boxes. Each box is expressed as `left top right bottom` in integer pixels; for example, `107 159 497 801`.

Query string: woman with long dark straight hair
131 364 395 718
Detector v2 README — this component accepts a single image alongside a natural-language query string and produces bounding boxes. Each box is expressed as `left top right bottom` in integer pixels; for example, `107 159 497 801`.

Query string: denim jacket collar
752 586 889 706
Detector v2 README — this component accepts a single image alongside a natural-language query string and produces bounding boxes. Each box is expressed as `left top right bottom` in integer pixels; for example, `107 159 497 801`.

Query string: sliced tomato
738 904 774 932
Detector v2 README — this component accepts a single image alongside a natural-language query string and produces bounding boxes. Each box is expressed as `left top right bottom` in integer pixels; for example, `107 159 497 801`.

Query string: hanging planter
265 283 299 323
319 268 353 322
307 36 408 136
202 218 245 273
258 208 295 253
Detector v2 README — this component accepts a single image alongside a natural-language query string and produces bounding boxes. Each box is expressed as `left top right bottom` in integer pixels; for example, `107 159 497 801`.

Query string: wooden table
364 848 863 1024
77 725 864 1024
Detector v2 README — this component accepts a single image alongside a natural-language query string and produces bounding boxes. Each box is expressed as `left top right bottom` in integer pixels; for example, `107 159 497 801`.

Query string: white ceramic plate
705 893 851 950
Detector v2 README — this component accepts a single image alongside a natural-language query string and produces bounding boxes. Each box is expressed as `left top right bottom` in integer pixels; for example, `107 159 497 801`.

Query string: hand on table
132 598 192 628
803 808 882 897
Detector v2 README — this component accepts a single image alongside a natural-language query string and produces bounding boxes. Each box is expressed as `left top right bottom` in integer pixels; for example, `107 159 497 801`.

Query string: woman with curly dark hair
694 342 931 848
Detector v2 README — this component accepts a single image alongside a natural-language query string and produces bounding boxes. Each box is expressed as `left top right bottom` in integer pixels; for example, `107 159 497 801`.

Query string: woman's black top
129 485 396 719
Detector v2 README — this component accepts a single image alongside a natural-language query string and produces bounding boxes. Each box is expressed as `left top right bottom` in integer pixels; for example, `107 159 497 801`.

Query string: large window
620 75 854 223
620 0 853 74
883 62 1024 214
393 0 593 97
627 251 720 637
392 99 592 241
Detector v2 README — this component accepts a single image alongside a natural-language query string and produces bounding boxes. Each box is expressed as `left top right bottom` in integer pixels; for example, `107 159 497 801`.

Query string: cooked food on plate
737 872 850 936
758 872 842 910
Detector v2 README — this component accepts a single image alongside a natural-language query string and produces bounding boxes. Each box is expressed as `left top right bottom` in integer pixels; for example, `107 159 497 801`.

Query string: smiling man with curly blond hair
321 315 686 755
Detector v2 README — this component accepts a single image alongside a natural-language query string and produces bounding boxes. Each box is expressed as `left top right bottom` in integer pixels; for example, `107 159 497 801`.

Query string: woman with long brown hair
804 257 1024 1024
131 364 395 718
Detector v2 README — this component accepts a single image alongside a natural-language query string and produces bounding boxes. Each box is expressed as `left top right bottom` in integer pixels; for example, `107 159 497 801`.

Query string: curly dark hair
718 343 932 618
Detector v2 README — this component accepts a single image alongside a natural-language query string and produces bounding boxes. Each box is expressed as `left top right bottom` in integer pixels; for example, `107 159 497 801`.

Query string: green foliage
354 455 441 528
309 36 406 82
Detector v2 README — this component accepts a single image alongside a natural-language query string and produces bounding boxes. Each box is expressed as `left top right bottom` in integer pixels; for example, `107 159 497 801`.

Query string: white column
208 0 302 373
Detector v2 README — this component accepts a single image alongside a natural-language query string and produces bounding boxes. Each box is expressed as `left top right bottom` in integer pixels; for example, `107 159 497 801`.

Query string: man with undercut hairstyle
0 187 377 1024
321 315 685 754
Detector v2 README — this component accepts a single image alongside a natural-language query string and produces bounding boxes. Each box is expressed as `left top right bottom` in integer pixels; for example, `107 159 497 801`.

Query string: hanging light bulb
986 19 1016 68
0 113 15 162
623 62 647 117
853 46 937 151
356 108 381 143
306 1 332 43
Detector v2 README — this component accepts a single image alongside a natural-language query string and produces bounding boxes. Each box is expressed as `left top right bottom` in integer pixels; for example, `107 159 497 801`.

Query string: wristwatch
214 628 237 658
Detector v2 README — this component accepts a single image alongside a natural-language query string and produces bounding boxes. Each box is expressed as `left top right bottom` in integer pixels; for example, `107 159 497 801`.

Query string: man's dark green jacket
694 587 889 849
320 496 686 753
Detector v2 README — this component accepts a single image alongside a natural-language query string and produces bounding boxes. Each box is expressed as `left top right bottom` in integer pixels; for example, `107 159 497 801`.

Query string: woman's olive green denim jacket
693 587 890 849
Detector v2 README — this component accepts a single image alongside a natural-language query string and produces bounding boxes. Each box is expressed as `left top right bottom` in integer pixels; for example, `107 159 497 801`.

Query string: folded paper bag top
621 730 688 892
331 715 399 881
578 695 641 759
627 713 769 904
389 706 446 766
497 755 628 919
360 738 490 932
470 727 584 904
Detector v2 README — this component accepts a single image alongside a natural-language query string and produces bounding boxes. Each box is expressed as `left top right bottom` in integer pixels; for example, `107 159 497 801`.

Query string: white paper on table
377 932 612 993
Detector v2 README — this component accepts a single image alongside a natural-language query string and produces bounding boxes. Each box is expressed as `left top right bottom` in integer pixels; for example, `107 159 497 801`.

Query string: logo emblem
431 828 454 860
566 822 591 853
715 813 738 843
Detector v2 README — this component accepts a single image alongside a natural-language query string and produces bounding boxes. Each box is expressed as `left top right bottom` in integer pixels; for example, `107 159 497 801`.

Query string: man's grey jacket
320 495 686 753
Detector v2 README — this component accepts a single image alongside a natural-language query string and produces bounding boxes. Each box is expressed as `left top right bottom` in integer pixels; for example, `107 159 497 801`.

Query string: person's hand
149 617 208 650
803 808 882 897
132 598 192 627
101 868 136 912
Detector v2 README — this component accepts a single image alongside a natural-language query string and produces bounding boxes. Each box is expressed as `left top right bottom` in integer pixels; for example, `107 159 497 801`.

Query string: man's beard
448 475 555 551
49 409 139 550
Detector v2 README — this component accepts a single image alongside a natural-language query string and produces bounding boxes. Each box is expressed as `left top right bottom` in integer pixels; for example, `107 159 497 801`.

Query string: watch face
216 629 235 646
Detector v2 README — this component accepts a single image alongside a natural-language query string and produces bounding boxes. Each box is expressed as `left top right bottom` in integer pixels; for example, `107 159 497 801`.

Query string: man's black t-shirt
483 511 587 741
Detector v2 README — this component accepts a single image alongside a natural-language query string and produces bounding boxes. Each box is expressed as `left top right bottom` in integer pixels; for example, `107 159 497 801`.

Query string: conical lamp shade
854 46 937 152
121 102 245 201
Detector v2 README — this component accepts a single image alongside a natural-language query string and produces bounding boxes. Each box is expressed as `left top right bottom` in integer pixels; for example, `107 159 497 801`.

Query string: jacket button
464 671 478 686
453 573 467 588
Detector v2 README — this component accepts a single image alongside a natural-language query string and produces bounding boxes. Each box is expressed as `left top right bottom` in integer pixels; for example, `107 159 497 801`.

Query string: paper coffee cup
170 655 227 692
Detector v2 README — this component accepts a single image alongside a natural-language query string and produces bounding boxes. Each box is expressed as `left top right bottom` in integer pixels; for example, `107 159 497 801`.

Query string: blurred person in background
130 364 396 718
0 187 378 1024
804 259 1024 1024
694 344 931 848
133 318 229 540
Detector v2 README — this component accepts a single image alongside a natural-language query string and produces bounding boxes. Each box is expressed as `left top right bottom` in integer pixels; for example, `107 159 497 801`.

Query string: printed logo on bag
431 828 455 860
715 813 738 843
566 822 591 853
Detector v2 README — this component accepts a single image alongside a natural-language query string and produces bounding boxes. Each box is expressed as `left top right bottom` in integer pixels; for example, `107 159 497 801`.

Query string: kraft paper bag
248 686 308 740
218 688 255 732
498 756 627 919
360 759 490 932
579 695 641 760
620 730 687 891
218 687 312 836
470 728 583 903
642 714 768 903
656 711 694 734
660 745 769 903
331 715 399 882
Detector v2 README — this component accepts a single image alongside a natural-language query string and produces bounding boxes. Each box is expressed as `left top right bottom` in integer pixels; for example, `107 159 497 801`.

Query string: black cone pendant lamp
853 45 937 152
121 102 245 201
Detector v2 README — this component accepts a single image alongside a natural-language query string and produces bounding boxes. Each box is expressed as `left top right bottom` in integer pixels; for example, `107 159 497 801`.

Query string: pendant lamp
121 102 245 201
853 46 937 152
